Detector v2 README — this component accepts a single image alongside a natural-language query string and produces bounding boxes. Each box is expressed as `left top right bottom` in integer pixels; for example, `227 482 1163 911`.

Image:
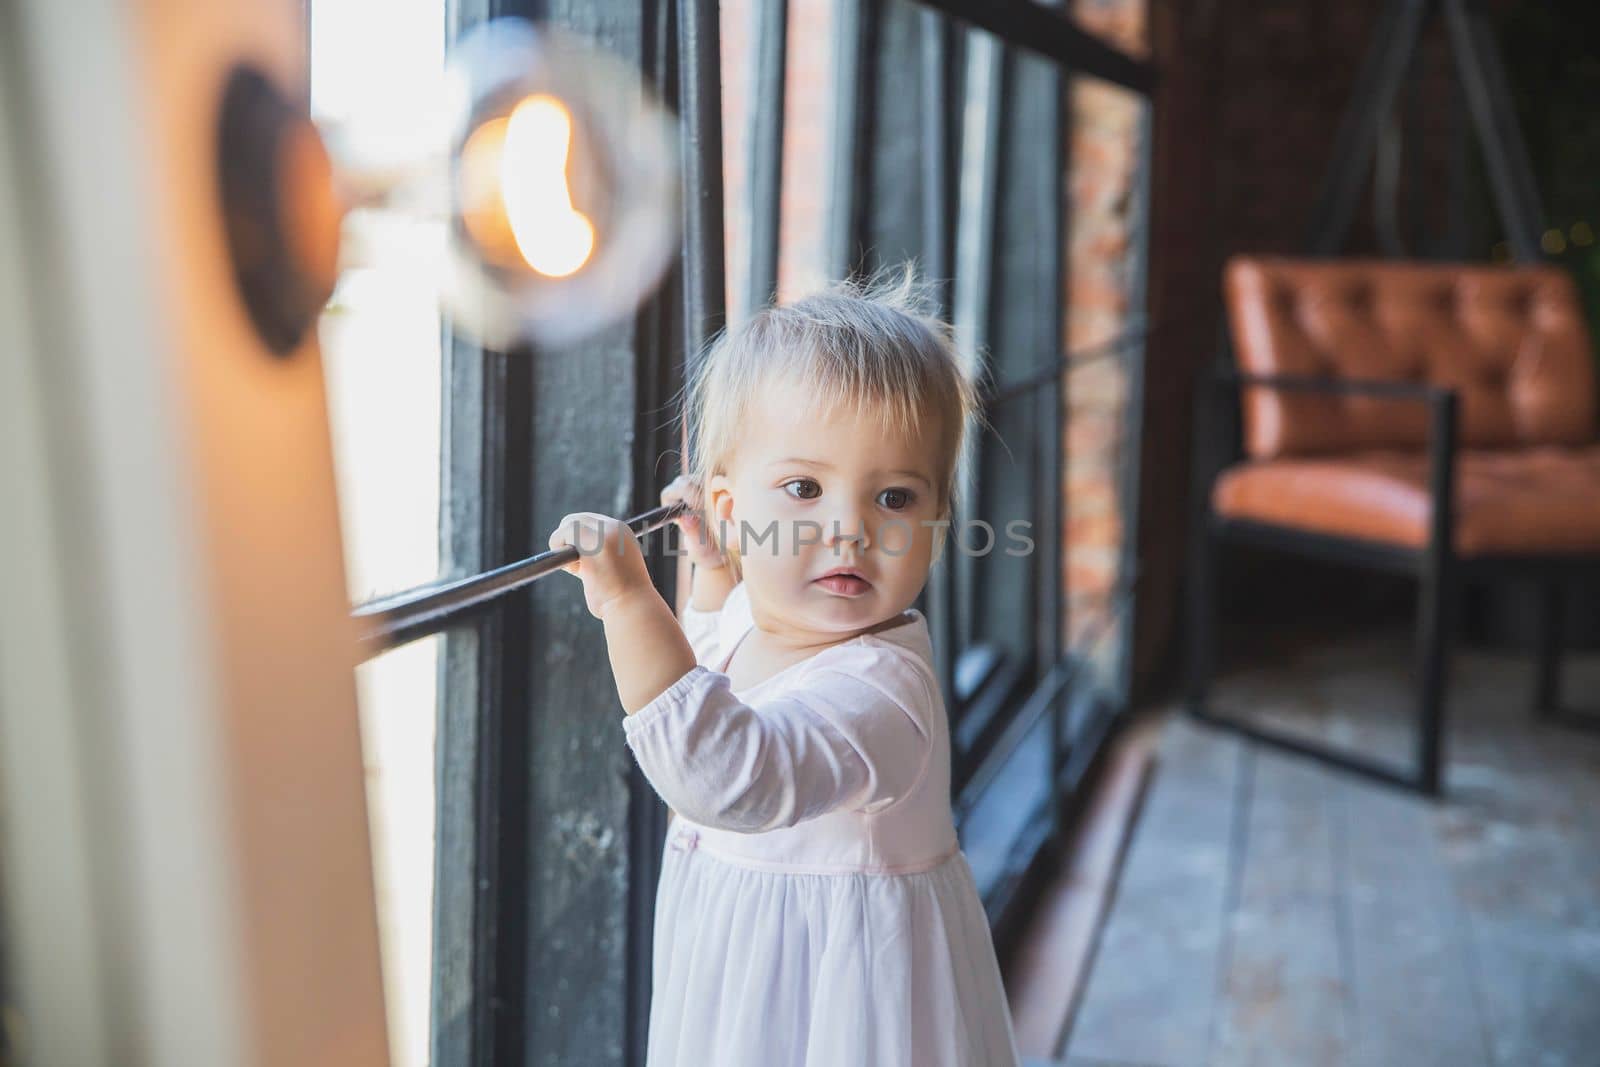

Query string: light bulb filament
501 95 594 278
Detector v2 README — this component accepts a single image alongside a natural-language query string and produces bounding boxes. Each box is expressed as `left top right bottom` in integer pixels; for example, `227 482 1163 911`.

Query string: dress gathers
622 580 1021 1067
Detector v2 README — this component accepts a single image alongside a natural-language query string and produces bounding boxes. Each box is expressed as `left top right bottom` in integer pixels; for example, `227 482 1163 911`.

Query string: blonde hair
678 268 987 578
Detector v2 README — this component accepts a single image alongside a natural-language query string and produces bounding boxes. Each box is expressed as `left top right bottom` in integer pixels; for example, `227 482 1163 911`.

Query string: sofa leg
1414 561 1456 797
1534 580 1563 718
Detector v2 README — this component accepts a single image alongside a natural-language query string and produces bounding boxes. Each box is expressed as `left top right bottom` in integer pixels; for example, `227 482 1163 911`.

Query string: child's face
708 376 943 637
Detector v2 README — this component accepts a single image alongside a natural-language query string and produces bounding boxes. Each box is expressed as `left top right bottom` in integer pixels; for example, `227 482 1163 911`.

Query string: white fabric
624 581 1021 1066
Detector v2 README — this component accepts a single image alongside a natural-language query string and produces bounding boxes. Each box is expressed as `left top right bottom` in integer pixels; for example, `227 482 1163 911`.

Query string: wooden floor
1051 626 1600 1067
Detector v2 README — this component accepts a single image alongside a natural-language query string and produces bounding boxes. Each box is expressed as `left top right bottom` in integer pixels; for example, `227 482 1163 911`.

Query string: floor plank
1432 646 1600 1067
1064 719 1242 1066
1338 778 1491 1067
1212 749 1350 1067
1005 718 1158 1059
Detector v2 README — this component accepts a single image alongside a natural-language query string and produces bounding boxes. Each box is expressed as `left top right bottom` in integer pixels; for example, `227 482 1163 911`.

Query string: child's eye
782 478 822 501
879 487 916 511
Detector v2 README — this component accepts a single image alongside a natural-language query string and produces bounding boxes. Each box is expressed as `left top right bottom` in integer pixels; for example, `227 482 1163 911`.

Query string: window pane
311 0 448 605
355 633 440 1067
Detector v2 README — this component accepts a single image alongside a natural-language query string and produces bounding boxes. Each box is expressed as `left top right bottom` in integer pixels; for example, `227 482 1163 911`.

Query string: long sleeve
622 646 935 834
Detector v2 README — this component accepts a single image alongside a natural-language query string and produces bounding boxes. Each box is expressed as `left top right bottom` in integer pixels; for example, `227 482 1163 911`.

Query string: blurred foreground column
0 0 388 1064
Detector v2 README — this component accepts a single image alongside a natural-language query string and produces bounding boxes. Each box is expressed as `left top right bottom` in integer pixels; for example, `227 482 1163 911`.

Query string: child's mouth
814 572 872 597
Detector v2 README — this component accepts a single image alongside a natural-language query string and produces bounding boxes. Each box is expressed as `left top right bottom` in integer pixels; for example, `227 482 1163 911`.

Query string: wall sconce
218 17 679 357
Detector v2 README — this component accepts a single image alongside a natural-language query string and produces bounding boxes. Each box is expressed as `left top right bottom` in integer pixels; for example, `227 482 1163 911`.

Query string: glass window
310 6 448 1066
311 0 449 605
355 633 440 1067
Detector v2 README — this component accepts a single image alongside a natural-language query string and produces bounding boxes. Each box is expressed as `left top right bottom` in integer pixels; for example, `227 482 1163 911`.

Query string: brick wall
720 0 834 321
1062 0 1150 687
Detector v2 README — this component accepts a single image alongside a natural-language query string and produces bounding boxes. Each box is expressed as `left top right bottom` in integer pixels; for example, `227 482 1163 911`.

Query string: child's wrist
598 582 664 624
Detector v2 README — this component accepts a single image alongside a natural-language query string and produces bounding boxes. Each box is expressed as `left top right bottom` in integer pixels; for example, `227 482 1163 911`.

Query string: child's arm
546 509 933 832
622 645 934 834
598 589 702 713
547 510 705 713
677 562 736 666
688 558 735 612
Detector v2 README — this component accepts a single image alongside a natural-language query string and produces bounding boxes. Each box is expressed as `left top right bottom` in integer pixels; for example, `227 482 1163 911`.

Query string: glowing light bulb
457 98 596 278
441 19 679 348
502 95 594 277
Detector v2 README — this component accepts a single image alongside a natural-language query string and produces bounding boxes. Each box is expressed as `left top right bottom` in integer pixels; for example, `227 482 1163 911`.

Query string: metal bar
920 8 955 310
1227 368 1453 402
1189 706 1425 793
1026 387 1044 693
1306 0 1430 254
953 29 1002 364
354 502 688 655
432 184 489 1067
952 26 1002 660
1413 387 1459 795
626 4 682 1062
825 0 876 279
679 0 728 357
1184 365 1229 715
957 661 1071 821
1217 518 1425 576
908 0 1155 93
477 335 536 1067
1442 0 1545 262
1034 7 1066 743
744 0 788 316
1402 36 1427 255
1044 47 1069 838
918 5 960 734
1442 52 1473 258
985 318 1155 407
1455 555 1600 579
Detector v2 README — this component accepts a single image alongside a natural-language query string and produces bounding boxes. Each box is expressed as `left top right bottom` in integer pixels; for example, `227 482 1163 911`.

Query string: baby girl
547 276 1021 1066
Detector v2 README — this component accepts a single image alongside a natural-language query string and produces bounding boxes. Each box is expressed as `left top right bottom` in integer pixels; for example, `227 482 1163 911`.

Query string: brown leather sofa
1187 255 1600 794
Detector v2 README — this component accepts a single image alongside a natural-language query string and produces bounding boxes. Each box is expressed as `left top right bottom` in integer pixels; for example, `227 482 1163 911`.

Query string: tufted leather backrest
1224 256 1597 459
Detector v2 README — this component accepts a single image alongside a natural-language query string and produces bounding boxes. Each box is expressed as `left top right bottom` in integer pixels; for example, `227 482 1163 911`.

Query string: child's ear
708 473 736 524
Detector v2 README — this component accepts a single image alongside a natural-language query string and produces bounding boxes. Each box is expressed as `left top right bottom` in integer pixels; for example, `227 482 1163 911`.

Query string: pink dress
622 580 1021 1067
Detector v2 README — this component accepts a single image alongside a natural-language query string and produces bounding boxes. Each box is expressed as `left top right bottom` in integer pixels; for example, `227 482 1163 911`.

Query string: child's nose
822 512 872 552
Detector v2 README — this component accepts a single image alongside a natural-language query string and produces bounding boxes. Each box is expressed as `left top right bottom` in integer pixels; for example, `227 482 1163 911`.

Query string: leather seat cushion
1213 445 1600 556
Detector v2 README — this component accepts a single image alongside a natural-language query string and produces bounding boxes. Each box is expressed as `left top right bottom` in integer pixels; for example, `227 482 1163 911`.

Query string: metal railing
354 502 688 655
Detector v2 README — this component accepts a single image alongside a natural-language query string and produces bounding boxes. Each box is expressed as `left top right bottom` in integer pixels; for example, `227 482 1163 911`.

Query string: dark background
1134 0 1600 698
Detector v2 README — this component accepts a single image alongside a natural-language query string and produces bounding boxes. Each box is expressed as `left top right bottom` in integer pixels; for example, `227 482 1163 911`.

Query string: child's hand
548 512 654 619
660 475 726 570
